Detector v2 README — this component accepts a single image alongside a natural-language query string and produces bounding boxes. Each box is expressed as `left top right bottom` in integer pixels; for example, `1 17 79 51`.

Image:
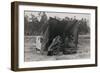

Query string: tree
78 18 90 35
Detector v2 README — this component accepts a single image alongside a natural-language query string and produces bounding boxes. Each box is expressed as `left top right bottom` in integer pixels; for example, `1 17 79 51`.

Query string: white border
18 5 96 68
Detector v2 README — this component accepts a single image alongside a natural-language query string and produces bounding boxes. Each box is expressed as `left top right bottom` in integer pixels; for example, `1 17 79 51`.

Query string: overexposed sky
24 11 90 26
24 11 90 20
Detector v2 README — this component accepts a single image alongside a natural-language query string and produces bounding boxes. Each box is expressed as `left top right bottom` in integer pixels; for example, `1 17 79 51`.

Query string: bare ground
24 35 90 62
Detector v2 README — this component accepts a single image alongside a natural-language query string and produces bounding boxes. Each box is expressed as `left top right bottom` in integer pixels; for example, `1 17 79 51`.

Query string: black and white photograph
11 2 97 71
24 11 90 62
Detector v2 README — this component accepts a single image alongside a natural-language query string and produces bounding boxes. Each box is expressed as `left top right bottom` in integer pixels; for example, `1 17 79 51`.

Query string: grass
24 34 90 62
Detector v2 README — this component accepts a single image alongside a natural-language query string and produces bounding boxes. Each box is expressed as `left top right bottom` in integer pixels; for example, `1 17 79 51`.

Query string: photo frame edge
11 1 98 71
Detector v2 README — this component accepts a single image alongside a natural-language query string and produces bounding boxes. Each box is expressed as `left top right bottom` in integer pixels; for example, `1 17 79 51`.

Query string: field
24 34 90 62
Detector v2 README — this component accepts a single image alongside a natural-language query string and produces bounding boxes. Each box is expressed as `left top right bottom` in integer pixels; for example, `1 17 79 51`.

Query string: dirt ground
24 34 90 62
